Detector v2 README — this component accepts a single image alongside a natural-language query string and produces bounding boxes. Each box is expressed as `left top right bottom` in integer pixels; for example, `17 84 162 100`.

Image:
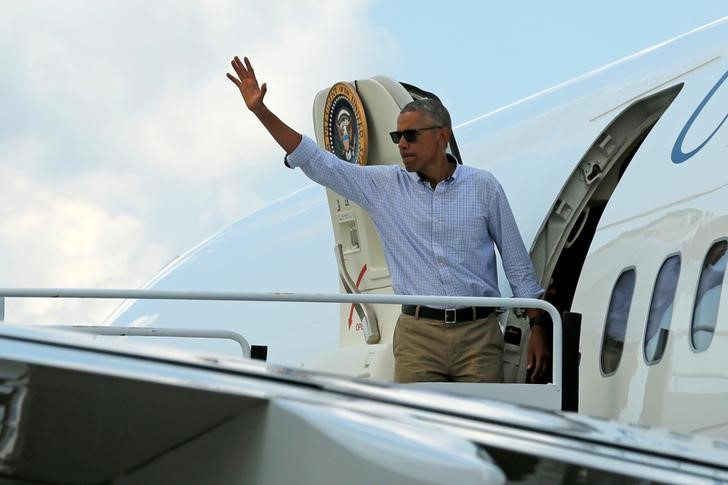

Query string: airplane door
531 85 683 315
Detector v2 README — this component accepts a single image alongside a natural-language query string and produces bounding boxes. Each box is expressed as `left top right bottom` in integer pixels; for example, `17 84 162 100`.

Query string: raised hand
226 55 301 153
227 56 268 115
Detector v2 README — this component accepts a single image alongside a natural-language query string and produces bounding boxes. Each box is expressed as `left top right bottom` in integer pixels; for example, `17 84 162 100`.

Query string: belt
401 305 494 324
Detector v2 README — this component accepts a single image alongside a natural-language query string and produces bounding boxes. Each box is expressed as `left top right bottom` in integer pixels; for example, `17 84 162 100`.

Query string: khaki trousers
393 312 504 383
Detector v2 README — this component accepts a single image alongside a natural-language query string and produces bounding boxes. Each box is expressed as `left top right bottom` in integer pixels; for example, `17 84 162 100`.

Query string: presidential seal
323 82 368 165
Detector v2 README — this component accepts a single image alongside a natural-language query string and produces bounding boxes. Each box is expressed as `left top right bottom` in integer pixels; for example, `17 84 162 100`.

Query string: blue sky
0 1 725 324
368 1 727 122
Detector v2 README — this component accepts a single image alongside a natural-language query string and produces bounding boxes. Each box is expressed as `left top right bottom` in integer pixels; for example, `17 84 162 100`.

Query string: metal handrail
0 289 562 386
50 326 251 358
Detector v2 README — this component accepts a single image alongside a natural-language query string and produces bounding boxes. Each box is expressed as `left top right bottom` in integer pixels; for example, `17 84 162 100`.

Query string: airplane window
644 255 681 364
601 269 636 375
691 240 727 352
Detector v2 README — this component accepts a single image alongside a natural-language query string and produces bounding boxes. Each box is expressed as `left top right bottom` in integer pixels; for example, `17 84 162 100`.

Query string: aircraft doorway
532 84 684 317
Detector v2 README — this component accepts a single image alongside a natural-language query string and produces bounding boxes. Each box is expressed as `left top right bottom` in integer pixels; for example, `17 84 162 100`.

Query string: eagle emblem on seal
323 82 368 165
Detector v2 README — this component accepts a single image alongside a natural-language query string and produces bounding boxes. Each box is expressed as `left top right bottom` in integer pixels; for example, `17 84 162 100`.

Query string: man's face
396 110 447 173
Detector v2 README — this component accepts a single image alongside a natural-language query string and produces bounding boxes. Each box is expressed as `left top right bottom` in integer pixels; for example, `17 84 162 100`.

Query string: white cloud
0 164 168 324
0 0 388 324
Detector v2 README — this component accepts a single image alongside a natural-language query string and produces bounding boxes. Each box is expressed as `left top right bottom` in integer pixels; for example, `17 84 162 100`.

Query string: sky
0 1 726 325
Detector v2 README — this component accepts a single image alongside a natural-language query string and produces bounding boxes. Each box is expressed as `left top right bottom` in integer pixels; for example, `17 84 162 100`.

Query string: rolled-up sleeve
284 135 321 169
285 136 390 211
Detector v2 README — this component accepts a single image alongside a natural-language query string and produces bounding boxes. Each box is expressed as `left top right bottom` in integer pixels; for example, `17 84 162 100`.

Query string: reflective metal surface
0 325 726 483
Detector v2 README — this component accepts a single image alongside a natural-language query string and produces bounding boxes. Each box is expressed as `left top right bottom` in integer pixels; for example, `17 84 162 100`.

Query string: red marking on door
347 264 368 330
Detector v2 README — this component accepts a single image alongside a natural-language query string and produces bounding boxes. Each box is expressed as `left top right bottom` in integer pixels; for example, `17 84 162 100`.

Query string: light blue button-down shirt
286 136 543 306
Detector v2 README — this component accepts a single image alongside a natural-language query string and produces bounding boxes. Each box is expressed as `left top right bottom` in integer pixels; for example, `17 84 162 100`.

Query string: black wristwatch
529 313 548 328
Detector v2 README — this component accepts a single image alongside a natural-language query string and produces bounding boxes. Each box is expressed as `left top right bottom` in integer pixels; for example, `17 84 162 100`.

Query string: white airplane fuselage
461 19 728 437
108 18 728 439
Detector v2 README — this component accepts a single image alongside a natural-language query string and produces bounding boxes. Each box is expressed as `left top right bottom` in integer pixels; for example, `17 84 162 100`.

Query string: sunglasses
389 126 443 143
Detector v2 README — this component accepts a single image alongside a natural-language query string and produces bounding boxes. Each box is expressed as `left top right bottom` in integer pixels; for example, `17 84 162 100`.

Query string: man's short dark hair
400 98 452 130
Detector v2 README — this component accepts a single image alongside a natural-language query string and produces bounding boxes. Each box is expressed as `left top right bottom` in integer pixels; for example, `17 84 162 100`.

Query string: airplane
99 16 728 438
0 15 727 483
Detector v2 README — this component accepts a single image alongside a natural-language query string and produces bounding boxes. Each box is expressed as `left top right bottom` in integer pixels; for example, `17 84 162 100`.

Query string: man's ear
441 127 452 145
